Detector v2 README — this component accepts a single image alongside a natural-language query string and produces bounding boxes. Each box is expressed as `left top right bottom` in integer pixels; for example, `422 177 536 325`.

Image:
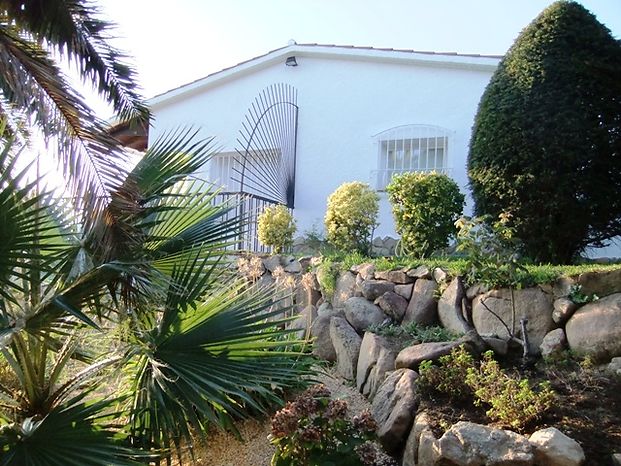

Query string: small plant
325 181 379 254
466 351 555 430
455 213 526 288
315 257 340 300
568 284 599 305
368 322 458 346
269 384 396 466
387 172 465 257
417 345 475 400
258 204 296 253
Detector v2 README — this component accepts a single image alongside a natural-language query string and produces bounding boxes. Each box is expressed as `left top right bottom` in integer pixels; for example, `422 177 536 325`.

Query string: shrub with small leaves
465 351 556 430
258 204 296 253
269 384 396 466
325 182 379 254
417 345 475 400
387 172 464 257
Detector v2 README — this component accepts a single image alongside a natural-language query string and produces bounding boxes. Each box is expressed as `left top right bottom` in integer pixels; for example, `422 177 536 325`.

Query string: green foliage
315 257 340 300
258 204 297 253
387 172 465 257
568 284 599 305
325 182 379 254
455 213 527 288
417 345 475 400
270 385 395 466
468 1 621 264
367 322 459 347
466 352 556 430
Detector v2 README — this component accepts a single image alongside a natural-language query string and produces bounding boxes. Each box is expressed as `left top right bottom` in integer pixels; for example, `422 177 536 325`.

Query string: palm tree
0 0 149 220
0 127 313 464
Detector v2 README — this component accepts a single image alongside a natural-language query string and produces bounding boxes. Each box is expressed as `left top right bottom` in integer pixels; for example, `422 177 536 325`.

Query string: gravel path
188 367 372 466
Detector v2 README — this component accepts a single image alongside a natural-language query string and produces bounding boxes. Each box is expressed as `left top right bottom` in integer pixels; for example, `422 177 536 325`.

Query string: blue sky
94 0 620 110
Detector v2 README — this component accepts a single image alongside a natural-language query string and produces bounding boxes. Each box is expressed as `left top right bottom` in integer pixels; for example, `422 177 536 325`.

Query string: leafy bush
466 352 556 430
387 172 464 257
325 182 379 254
258 204 296 253
270 385 396 466
417 345 475 400
568 284 599 305
315 257 340 300
468 1 621 263
455 213 526 288
368 322 459 347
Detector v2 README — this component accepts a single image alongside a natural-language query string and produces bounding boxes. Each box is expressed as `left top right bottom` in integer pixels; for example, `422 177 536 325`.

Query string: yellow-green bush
324 182 379 253
257 204 296 253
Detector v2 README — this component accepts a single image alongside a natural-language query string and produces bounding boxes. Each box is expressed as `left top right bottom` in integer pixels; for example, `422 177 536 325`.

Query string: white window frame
372 124 452 191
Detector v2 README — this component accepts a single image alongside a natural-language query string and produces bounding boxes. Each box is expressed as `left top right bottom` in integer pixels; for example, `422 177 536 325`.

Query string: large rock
283 257 302 274
395 341 461 370
361 279 395 301
289 305 317 339
371 368 419 453
395 283 414 300
438 279 469 335
576 269 621 298
330 317 362 380
402 411 433 466
407 265 432 279
333 271 358 309
352 262 376 281
435 421 535 466
262 255 283 273
356 332 398 400
565 293 621 360
540 328 567 359
472 287 554 353
376 291 408 322
295 276 322 310
529 427 585 466
607 357 621 377
344 297 386 332
403 279 438 326
310 308 342 361
375 269 414 284
552 298 578 325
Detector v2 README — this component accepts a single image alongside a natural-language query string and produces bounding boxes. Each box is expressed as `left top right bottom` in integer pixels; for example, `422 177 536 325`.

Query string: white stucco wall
149 47 496 240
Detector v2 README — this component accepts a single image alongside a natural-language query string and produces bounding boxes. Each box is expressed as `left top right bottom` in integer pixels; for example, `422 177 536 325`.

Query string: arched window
373 125 451 190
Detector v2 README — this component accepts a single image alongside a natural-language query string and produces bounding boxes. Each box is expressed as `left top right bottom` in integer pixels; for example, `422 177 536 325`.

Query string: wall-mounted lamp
285 56 298 67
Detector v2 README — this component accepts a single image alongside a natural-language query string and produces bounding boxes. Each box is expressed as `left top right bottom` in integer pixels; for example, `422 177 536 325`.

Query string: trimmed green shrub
258 204 296 253
468 1 621 264
417 345 475 401
387 172 464 257
325 182 379 254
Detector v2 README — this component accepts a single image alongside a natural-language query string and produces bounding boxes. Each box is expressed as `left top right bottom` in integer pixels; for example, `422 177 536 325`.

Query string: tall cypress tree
468 1 621 264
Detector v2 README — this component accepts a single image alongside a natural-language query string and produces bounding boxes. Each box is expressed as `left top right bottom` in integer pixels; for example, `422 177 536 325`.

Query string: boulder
552 298 578 325
396 341 461 370
576 269 621 298
407 265 432 279
565 293 621 360
333 271 358 309
289 305 317 339
613 453 621 466
402 411 433 466
529 427 585 466
283 257 302 274
310 308 342 361
395 283 414 301
438 279 470 335
417 428 439 465
356 332 398 400
361 279 395 301
262 255 283 273
330 317 362 380
433 267 449 283
352 262 376 281
372 368 419 453
344 297 386 332
467 283 490 300
435 421 535 466
376 291 408 322
295 276 322 310
472 287 554 353
483 336 509 356
375 269 414 284
402 279 438 326
540 328 567 359
607 357 621 377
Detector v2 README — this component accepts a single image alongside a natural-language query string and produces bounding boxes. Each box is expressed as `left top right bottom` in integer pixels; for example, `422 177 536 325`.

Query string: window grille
372 125 451 190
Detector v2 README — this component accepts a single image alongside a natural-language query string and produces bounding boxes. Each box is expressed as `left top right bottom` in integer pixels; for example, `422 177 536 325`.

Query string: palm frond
129 282 313 457
0 393 147 466
0 0 149 122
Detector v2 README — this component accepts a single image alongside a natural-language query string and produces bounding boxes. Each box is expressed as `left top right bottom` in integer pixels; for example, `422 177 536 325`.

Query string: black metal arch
233 83 299 208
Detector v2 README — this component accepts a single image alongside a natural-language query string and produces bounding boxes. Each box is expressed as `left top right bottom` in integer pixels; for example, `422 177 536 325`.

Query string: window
373 125 451 190
210 152 240 192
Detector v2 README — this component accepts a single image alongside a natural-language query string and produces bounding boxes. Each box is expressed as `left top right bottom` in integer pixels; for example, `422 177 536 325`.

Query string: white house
148 42 501 250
